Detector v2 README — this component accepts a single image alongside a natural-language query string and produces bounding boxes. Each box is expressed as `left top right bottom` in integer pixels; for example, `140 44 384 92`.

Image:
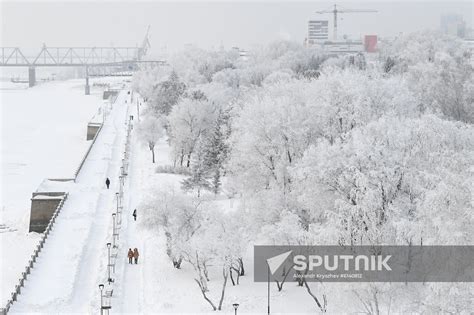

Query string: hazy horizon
1 1 473 57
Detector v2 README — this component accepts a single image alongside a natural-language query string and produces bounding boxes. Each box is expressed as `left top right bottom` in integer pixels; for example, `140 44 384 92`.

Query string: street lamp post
267 265 270 315
106 243 112 284
232 303 239 315
115 192 119 215
99 284 104 315
112 213 116 248
119 175 123 195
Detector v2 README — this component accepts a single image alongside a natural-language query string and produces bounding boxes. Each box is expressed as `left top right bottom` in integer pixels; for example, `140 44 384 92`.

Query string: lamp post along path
99 284 104 315
106 243 112 284
112 214 116 248
115 192 119 215
233 303 239 315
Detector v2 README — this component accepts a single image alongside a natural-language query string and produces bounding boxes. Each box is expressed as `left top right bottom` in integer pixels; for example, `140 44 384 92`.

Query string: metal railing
1 193 69 314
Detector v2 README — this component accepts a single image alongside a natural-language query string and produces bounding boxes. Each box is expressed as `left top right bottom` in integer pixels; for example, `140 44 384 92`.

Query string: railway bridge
0 27 165 94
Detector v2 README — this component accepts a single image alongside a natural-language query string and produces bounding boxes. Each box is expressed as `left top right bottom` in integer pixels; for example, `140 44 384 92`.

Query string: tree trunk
229 267 235 286
203 262 210 281
373 289 380 315
187 153 191 168
303 280 326 313
195 279 216 311
165 231 172 258
217 268 229 311
231 266 240 285
180 149 184 167
275 265 293 291
238 258 245 276
195 252 208 292
296 270 306 287
149 143 156 164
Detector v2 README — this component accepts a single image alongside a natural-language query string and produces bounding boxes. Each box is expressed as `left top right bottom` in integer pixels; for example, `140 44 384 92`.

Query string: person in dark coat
105 178 110 189
127 248 134 264
133 248 139 264
132 209 137 221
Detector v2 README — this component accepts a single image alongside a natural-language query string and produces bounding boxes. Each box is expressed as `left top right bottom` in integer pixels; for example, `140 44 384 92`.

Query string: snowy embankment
8 89 130 313
0 79 104 307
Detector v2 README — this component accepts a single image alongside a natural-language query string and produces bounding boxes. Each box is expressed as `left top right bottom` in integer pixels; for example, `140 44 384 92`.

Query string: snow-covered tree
150 70 187 115
140 190 204 269
294 115 474 246
138 116 164 163
181 138 211 197
168 97 217 167
201 108 230 194
135 34 473 313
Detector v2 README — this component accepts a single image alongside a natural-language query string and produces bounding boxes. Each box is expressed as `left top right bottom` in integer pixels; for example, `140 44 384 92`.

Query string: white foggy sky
0 1 472 56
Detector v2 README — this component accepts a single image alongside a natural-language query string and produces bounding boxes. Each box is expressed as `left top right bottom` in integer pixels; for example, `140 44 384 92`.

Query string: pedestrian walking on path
132 209 137 221
105 178 110 189
127 248 133 264
133 248 139 264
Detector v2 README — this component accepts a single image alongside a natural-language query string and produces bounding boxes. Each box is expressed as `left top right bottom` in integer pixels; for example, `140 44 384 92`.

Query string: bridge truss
0 46 147 67
0 27 165 93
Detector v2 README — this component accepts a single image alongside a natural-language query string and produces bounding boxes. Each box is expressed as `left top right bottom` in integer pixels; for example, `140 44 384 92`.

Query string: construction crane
315 4 377 41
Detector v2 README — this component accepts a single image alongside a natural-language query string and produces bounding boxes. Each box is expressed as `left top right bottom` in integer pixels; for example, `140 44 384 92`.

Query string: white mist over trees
133 31 473 313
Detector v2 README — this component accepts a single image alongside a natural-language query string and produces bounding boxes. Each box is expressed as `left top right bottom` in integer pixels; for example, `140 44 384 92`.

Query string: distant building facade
322 41 364 53
364 35 378 53
441 14 466 38
307 20 329 45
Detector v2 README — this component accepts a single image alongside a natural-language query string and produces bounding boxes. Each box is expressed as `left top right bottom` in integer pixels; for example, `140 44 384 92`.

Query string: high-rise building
441 14 466 38
308 20 329 44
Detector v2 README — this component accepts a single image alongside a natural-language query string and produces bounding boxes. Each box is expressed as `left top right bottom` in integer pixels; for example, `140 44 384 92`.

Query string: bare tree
303 279 327 313
195 266 229 311
274 264 294 292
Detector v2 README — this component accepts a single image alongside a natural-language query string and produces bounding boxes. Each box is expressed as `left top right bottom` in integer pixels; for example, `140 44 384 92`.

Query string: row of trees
140 190 246 311
134 31 473 313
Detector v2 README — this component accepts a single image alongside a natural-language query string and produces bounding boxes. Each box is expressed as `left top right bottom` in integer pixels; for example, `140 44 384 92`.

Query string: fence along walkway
1 194 68 315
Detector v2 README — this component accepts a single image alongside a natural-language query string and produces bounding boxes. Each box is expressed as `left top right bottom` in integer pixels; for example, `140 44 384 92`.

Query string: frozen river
0 79 104 305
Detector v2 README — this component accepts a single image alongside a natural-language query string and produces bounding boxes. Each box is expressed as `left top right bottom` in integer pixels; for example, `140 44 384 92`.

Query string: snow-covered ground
0 81 386 314
9 88 130 313
2 82 369 314
0 79 105 307
111 124 341 314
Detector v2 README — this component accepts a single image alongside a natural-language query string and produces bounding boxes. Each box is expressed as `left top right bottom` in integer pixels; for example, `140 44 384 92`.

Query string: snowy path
113 114 147 314
10 90 129 313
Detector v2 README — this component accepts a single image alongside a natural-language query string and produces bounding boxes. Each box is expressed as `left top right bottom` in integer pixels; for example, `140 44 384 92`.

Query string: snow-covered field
0 79 104 306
